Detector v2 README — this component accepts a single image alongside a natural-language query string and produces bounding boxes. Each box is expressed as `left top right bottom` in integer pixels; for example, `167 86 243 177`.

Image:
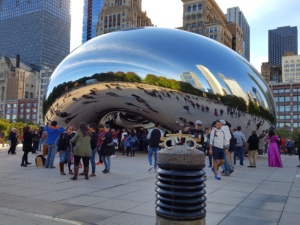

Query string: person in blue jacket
44 121 65 168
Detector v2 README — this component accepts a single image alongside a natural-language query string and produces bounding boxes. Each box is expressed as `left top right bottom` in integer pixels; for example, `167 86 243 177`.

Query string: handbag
107 140 114 146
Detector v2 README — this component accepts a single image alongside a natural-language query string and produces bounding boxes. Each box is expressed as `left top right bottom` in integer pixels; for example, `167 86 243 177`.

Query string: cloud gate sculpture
45 27 275 133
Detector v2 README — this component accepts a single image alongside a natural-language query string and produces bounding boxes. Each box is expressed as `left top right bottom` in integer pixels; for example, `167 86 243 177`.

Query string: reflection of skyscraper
180 71 204 90
252 87 265 108
219 73 248 103
196 65 224 95
82 0 104 43
248 72 273 111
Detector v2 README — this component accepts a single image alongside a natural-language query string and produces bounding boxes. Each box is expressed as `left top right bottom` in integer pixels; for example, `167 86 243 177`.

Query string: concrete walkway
0 145 300 225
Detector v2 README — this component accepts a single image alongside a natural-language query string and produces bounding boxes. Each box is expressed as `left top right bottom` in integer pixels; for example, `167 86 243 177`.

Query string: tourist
8 128 18 155
101 124 114 173
44 121 65 168
57 125 74 175
209 120 228 180
264 130 283 167
233 126 246 166
70 122 92 180
297 130 300 167
247 130 259 168
189 120 204 149
125 129 139 157
88 123 98 177
96 125 106 165
147 122 162 172
21 126 33 167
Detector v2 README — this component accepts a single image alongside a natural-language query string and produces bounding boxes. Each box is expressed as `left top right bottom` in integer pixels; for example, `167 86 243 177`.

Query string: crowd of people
14 120 163 180
5 116 300 181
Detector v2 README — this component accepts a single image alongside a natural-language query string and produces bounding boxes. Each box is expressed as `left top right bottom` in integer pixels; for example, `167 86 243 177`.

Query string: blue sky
71 0 300 72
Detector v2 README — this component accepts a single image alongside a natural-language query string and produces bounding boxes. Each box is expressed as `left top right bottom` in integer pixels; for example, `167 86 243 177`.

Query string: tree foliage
0 118 38 140
44 72 273 123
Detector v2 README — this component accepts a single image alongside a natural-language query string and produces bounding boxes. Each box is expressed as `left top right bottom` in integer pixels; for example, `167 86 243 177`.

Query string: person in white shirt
209 120 229 180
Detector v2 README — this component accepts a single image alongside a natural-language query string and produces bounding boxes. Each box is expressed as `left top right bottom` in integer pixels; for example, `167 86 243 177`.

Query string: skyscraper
226 7 250 62
96 0 152 36
268 26 298 66
82 0 104 43
0 0 71 67
182 0 233 50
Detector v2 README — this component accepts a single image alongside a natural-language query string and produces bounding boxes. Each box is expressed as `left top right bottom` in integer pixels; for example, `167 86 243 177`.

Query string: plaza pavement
0 145 300 225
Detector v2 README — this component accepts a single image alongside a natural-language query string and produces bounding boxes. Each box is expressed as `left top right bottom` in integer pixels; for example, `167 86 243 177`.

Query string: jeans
59 150 71 163
234 146 244 166
222 151 232 174
38 138 43 151
103 156 111 170
90 147 97 173
32 142 39 153
148 147 159 169
45 144 57 167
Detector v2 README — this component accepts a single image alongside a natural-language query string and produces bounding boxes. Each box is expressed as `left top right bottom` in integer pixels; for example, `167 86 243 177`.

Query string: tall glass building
82 0 104 43
0 0 71 66
268 26 298 66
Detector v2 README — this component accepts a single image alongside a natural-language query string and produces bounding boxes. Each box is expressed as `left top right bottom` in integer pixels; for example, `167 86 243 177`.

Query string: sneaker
207 165 212 168
297 165 300 167
148 166 153 171
96 162 102 165
221 172 230 176
111 155 116 158
229 169 234 174
215 174 221 180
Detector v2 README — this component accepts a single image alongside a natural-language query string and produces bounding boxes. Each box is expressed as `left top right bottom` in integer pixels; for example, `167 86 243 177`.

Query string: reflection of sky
47 27 274 112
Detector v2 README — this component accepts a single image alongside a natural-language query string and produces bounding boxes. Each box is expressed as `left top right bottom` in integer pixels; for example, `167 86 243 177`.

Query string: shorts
212 146 225 160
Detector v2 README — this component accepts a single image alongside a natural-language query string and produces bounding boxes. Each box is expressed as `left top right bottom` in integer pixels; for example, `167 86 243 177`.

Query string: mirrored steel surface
45 27 275 131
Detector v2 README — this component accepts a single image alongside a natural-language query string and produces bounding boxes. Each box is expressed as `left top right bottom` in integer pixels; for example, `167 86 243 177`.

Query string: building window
33 103 37 107
198 22 202 27
198 3 202 10
7 104 11 108
186 24 190 30
285 96 290 101
187 16 190 20
20 104 24 108
192 15 196 20
214 34 218 39
198 14 201 19
187 5 191 12
26 103 31 107
192 23 196 28
198 30 202 34
192 4 197 11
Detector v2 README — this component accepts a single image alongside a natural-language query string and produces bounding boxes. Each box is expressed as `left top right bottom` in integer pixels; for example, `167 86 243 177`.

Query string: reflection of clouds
57 39 184 77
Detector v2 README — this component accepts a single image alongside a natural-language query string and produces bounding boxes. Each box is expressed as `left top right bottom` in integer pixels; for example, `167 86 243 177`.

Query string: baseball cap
220 119 226 124
51 121 57 126
195 120 202 125
11 128 16 131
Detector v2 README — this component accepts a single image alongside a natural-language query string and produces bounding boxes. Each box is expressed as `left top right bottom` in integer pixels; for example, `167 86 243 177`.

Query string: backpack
35 155 45 167
229 132 237 152
130 136 138 144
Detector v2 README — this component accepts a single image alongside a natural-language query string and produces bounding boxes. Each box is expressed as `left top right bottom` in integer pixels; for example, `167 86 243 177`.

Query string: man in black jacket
189 120 204 150
147 122 162 172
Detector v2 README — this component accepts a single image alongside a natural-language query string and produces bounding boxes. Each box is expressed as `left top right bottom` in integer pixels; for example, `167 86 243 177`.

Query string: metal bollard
156 145 206 225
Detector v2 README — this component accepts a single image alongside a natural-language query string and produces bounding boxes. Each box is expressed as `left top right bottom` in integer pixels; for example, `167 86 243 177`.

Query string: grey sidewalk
0 145 300 225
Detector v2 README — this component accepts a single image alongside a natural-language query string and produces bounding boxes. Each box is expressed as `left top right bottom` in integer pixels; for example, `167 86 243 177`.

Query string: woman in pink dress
265 130 283 167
